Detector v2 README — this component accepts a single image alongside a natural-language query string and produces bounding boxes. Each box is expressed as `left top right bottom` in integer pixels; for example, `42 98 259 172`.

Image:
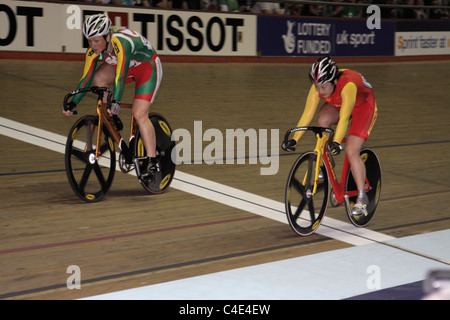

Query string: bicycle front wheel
65 115 116 202
285 152 329 236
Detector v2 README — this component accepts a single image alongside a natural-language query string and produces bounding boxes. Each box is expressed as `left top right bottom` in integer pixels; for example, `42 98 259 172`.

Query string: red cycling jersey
294 69 377 143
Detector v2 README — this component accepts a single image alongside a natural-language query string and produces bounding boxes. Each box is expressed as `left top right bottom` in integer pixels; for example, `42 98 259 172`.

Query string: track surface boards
1 59 449 300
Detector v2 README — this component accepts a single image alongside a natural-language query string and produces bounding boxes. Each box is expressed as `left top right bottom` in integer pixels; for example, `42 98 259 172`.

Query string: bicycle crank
119 152 134 173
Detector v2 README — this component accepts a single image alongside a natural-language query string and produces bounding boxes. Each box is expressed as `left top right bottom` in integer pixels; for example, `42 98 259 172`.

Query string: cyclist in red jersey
282 56 378 216
62 13 162 181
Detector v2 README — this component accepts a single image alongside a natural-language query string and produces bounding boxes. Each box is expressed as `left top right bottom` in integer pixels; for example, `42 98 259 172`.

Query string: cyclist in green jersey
62 13 162 181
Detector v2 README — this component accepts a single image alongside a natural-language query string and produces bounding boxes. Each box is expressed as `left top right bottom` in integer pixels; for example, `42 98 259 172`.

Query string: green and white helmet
82 13 112 39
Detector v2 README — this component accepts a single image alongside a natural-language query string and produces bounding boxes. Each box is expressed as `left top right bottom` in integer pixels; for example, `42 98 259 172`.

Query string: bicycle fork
309 133 329 195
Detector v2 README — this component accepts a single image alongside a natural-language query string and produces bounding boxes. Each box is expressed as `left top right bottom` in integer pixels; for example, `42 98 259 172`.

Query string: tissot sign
0 0 256 56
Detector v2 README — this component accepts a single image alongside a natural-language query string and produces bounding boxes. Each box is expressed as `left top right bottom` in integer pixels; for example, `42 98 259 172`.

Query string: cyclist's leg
346 100 377 191
92 63 115 102
317 103 339 178
132 99 159 180
346 100 377 215
132 99 156 158
345 135 366 191
347 137 368 216
131 58 162 157
131 58 163 178
317 103 339 129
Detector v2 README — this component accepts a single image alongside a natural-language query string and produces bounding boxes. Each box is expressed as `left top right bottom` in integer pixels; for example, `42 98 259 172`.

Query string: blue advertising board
257 16 395 57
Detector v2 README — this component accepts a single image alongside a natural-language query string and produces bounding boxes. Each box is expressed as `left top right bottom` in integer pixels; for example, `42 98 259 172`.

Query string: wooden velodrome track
1 56 450 300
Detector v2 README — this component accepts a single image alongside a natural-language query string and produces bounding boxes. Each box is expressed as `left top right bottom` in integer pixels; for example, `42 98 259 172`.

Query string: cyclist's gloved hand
62 101 77 115
282 139 296 152
110 100 122 115
328 141 342 156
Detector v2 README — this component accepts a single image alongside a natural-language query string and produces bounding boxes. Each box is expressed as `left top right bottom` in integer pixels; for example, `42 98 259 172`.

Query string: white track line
0 117 395 246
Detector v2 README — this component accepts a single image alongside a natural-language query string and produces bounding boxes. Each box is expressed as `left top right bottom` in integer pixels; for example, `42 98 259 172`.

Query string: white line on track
0 116 395 246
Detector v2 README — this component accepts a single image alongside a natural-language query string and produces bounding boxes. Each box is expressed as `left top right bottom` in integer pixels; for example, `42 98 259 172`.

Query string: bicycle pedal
352 204 368 217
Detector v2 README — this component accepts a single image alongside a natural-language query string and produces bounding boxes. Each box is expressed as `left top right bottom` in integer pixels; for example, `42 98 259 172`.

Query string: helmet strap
331 80 337 95
103 34 112 53
331 72 342 94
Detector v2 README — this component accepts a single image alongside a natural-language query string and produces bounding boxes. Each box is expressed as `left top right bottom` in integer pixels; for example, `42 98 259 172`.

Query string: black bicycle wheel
65 115 116 202
134 113 176 194
285 151 329 236
345 148 382 227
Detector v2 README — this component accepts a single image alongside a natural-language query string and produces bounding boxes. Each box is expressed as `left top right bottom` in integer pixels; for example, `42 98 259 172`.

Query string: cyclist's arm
111 35 132 102
293 84 321 142
334 82 357 144
72 49 99 105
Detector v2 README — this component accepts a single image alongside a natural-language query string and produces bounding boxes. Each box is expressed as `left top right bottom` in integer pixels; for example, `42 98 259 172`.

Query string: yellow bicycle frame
303 133 329 195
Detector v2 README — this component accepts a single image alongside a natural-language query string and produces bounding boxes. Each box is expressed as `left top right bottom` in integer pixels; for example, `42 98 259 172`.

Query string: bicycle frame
97 101 137 165
284 126 381 233
64 86 177 202
288 126 371 205
64 86 135 164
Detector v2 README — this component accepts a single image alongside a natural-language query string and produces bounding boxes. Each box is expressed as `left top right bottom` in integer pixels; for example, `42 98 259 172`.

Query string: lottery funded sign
257 16 395 57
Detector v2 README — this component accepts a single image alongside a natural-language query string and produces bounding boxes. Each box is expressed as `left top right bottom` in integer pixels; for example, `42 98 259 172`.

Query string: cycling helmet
309 56 338 85
82 13 112 39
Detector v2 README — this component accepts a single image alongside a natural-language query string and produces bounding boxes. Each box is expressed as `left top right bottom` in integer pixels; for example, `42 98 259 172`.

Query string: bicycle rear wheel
345 148 382 227
65 115 116 202
285 151 329 236
134 113 176 194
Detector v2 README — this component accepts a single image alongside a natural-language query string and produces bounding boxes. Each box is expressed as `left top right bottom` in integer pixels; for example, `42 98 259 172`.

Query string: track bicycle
63 86 176 202
283 126 381 236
